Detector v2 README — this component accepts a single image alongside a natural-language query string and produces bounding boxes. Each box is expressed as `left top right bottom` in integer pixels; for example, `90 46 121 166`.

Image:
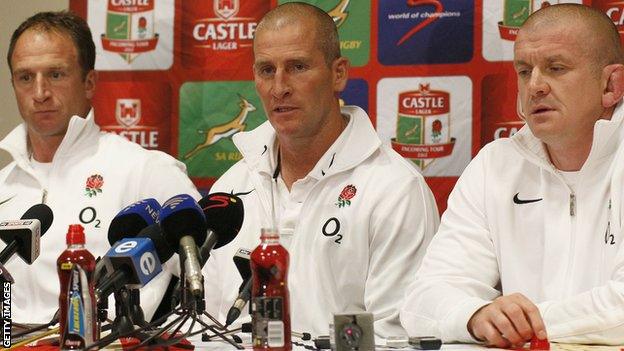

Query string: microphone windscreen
108 198 161 245
160 194 207 247
199 193 244 249
136 224 175 263
21 204 53 235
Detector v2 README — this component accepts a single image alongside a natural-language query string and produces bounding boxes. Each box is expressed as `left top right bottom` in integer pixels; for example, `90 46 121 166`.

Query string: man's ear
84 69 97 100
602 64 624 108
332 57 349 93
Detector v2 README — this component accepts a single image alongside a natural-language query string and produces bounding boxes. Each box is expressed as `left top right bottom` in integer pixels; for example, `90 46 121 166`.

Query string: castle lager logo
182 1 270 68
93 82 171 151
100 0 159 63
115 99 141 128
191 1 256 51
498 0 557 41
392 84 455 170
102 98 159 149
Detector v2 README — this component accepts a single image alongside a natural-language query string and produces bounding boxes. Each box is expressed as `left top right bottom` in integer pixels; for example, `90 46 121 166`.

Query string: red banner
498 22 518 41
101 35 159 53
391 138 456 159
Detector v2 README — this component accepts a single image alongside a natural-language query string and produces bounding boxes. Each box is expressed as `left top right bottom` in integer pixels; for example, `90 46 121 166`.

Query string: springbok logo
184 94 256 160
328 0 350 27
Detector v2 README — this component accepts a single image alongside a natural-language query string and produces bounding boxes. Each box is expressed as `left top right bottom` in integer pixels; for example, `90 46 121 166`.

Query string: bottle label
62 264 94 349
251 296 285 348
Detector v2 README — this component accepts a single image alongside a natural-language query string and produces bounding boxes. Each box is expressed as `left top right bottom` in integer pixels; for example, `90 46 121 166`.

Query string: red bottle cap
66 224 85 245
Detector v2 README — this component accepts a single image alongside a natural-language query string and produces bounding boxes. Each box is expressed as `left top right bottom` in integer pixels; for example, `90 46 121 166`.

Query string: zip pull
569 193 576 216
42 189 48 204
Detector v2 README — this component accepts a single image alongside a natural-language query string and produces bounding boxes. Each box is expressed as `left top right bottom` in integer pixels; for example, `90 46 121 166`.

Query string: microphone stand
111 288 136 335
130 257 243 350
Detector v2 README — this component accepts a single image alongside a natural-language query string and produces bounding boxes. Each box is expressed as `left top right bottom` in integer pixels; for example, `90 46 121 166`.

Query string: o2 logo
79 206 101 228
322 217 343 244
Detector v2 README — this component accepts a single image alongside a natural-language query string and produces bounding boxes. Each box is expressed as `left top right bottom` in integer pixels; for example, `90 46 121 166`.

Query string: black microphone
198 192 244 264
160 194 208 297
169 192 244 309
107 198 161 245
225 248 252 327
0 204 53 264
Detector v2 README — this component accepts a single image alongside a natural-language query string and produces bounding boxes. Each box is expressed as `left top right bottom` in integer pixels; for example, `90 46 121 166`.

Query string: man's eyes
16 73 32 82
292 63 307 72
256 66 275 76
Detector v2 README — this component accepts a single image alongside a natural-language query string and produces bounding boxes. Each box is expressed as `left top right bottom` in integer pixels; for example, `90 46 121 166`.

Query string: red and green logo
85 174 104 198
335 184 357 208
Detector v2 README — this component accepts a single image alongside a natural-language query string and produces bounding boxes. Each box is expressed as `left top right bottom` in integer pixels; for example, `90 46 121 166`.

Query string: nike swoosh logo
0 196 14 207
513 193 542 204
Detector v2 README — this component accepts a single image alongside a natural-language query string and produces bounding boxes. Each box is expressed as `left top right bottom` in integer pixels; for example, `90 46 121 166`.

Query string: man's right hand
467 293 547 348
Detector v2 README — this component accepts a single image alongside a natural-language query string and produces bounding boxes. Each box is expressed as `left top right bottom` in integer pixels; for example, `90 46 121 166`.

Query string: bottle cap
66 224 85 245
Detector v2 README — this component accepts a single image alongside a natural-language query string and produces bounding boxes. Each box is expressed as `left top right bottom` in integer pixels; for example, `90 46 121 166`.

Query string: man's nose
527 69 550 98
271 70 292 99
33 75 51 103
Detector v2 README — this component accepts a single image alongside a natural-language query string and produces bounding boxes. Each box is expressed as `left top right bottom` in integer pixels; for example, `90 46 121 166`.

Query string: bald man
400 4 624 347
202 2 439 338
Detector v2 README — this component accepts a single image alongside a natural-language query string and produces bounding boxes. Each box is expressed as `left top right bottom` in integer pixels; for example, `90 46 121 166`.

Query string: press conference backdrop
4 0 618 212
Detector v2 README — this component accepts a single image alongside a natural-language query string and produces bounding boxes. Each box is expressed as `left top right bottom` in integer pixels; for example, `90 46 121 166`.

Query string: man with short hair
204 2 439 337
0 11 199 323
400 4 624 346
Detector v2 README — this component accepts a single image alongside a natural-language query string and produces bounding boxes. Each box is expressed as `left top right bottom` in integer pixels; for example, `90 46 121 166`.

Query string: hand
467 293 547 348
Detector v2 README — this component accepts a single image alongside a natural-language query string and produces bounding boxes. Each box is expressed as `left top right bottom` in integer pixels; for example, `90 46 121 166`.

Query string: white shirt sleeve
537 254 624 344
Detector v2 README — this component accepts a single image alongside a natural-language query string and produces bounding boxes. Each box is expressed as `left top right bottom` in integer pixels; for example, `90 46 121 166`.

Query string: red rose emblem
85 174 104 197
336 184 357 208
340 185 357 200
432 119 442 134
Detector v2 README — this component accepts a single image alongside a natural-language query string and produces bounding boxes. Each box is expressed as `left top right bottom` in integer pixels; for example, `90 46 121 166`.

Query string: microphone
107 198 161 245
198 192 245 265
95 237 163 302
169 192 245 309
160 194 207 297
96 198 161 283
135 224 175 263
0 204 53 264
225 248 252 327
